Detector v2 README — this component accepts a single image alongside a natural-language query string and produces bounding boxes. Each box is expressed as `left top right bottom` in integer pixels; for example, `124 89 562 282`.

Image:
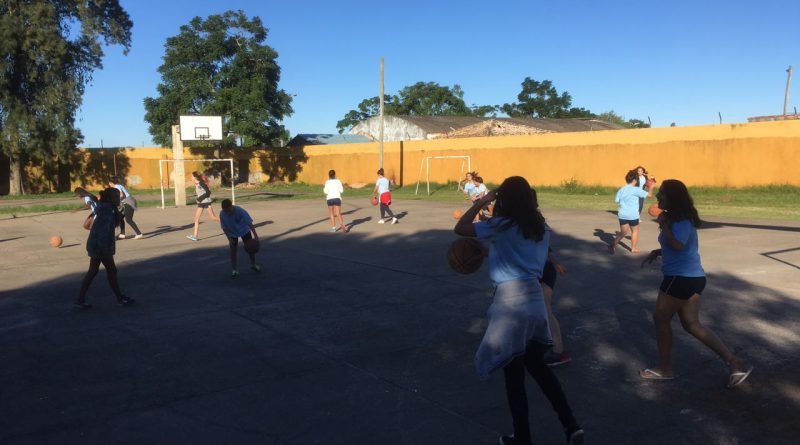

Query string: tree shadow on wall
258 146 308 183
68 148 131 190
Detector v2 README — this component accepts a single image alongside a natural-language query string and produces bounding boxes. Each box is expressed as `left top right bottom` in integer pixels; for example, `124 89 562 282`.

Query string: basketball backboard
179 115 223 141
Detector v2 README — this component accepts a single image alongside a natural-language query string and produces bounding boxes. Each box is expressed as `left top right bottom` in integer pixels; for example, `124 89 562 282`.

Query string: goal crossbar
415 156 471 195
159 158 235 209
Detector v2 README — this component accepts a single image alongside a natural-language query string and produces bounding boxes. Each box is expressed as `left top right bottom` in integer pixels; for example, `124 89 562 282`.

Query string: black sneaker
566 427 584 445
499 435 517 445
118 296 135 307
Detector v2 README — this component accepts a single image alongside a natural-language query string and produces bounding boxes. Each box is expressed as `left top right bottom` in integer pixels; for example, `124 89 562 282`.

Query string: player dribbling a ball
220 199 260 278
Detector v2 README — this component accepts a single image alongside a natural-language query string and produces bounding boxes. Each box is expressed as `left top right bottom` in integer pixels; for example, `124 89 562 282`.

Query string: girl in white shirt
323 170 348 232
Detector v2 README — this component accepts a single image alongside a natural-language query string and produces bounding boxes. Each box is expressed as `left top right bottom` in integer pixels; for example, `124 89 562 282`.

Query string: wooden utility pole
784 65 793 115
171 124 186 207
379 57 385 169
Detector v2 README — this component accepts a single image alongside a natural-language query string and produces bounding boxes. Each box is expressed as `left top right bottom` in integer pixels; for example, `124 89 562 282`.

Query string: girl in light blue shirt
609 169 652 254
640 179 752 388
455 176 583 445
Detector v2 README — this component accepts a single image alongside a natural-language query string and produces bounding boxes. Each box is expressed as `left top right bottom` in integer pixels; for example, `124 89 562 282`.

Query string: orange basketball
244 238 260 254
452 209 463 220
50 235 63 248
370 196 379 206
648 204 663 218
447 237 485 274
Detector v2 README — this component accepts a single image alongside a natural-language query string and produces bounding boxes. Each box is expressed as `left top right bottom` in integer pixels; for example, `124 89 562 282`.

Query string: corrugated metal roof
287 133 373 146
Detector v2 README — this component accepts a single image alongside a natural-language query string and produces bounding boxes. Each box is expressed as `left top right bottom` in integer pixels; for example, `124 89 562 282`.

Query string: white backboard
179 115 223 141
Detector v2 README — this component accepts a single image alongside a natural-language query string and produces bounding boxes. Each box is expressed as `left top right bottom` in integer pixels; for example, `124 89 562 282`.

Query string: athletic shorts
660 275 706 300
197 202 211 209
618 218 640 227
327 198 342 206
228 231 253 247
539 261 557 289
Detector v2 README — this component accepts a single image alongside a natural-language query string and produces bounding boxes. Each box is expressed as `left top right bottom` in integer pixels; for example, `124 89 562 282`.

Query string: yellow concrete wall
74 120 800 189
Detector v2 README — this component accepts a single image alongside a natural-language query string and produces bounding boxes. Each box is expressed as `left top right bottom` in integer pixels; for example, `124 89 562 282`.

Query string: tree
144 10 293 148
336 82 483 133
500 77 594 119
596 110 651 128
0 0 132 194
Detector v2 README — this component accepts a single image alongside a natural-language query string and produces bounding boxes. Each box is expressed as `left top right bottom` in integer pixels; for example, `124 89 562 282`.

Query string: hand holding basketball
447 237 486 274
648 203 663 218
370 196 378 206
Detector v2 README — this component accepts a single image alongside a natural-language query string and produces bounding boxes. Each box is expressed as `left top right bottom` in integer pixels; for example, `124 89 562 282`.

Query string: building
348 116 625 141
286 133 372 147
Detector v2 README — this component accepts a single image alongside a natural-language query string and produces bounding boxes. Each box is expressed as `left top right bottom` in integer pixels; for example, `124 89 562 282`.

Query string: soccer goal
158 158 235 209
415 155 471 195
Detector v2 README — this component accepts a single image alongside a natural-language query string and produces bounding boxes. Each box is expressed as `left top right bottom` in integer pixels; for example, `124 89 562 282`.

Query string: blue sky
78 0 800 147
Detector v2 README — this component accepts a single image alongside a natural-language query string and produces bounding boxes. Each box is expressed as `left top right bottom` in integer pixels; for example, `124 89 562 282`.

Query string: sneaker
340 225 349 233
377 219 385 224
566 427 584 445
498 435 519 445
231 269 239 278
545 351 573 367
134 234 143 240
118 296 135 307
186 235 198 241
251 264 261 273
391 217 398 224
329 227 338 233
117 234 127 240
73 302 92 310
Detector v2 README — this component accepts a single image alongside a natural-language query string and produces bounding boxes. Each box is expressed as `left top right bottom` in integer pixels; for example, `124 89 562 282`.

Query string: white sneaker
134 234 143 240
117 234 126 240
377 219 385 224
391 217 398 224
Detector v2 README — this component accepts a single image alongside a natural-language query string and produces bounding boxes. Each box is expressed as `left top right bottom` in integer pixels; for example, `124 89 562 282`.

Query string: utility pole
784 65 793 116
379 57 385 169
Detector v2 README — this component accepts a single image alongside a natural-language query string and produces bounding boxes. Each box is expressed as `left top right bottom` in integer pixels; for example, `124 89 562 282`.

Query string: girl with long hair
640 179 752 387
455 176 583 445
108 176 143 240
372 168 397 224
323 169 348 232
187 171 219 241
74 187 135 309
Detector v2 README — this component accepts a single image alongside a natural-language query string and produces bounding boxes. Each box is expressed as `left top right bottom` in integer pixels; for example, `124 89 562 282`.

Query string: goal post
415 155 471 195
159 158 235 209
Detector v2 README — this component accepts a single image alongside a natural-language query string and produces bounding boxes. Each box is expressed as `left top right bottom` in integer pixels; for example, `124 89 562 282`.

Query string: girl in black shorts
640 179 752 388
187 171 219 241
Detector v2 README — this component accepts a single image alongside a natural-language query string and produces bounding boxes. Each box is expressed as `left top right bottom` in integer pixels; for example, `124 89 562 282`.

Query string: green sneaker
231 269 239 278
251 264 261 273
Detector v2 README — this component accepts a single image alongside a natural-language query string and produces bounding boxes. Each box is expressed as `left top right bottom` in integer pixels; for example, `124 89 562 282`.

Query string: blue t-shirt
220 206 253 238
376 177 390 194
474 217 550 285
463 182 477 196
659 219 704 277
114 184 131 198
615 185 648 220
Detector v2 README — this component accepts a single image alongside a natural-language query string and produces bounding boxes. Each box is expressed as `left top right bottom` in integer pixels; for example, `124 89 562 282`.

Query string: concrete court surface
0 197 798 445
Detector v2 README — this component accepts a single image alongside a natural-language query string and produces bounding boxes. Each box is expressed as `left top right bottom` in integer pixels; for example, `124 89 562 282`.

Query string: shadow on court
0 212 798 445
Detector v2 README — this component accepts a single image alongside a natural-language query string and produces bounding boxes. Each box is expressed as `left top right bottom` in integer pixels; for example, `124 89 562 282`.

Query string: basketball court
1 198 798 444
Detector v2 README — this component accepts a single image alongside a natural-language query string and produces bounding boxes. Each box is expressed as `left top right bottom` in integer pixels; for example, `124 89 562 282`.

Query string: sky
77 0 800 148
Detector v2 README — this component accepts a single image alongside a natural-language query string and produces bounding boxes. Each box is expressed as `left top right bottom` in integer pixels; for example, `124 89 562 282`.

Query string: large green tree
144 10 293 148
595 110 651 128
500 77 595 119
0 0 132 194
336 82 486 133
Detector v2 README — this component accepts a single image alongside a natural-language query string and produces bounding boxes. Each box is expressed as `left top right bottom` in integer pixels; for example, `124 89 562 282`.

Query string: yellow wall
75 120 800 189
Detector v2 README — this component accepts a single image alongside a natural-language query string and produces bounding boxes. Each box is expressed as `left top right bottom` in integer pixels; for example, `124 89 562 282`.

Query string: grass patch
2 182 799 220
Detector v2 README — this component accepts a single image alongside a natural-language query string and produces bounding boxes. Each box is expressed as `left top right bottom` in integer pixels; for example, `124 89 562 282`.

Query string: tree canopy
144 10 293 148
336 82 483 133
500 77 593 119
0 0 132 194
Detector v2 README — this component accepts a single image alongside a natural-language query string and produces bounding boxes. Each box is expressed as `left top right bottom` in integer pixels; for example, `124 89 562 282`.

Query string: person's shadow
345 217 372 231
593 228 632 252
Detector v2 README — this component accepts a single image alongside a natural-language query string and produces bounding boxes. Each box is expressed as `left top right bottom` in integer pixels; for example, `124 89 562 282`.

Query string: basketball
452 210 463 220
370 196 378 206
447 237 485 274
49 235 63 248
244 238 260 254
648 204 663 218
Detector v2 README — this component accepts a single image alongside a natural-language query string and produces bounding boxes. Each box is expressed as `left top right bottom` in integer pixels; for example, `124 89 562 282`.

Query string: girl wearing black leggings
455 176 583 445
109 176 143 239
